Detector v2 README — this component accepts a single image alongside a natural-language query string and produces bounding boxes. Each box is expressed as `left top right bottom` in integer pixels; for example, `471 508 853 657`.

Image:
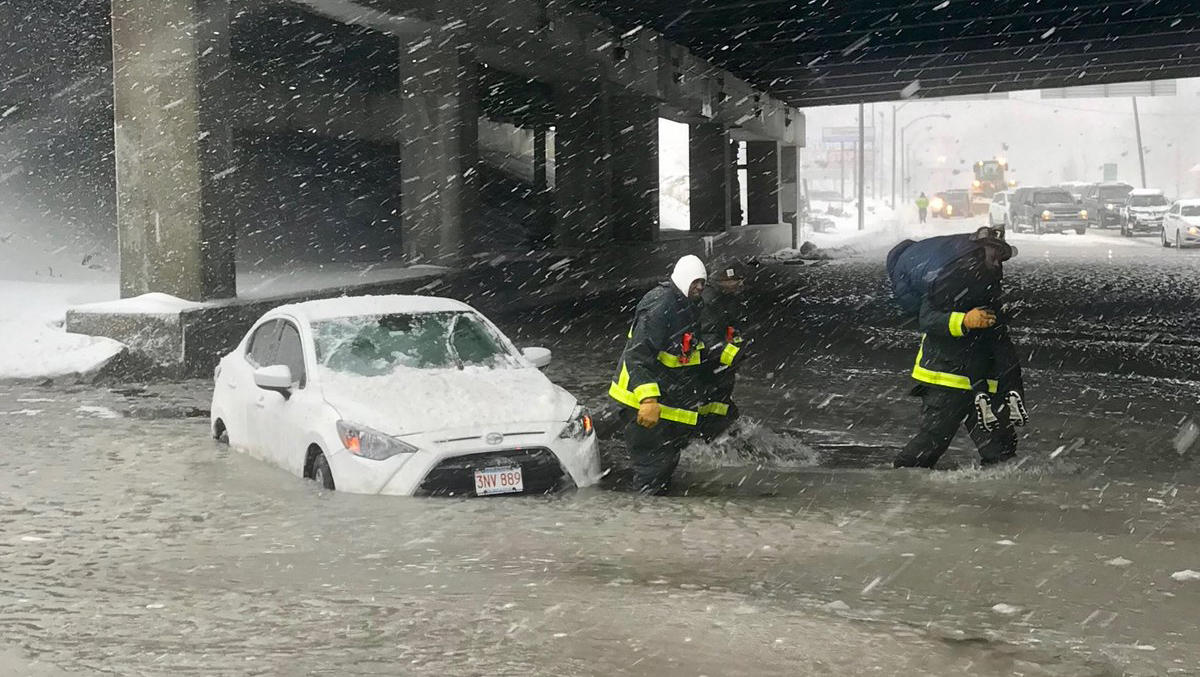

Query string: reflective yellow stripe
949 312 967 338
699 402 730 416
657 350 704 368
609 362 699 426
719 343 740 366
632 382 660 401
911 337 997 393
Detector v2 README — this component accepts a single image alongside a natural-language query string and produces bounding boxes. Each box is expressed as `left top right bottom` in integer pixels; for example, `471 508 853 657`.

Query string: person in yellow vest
608 255 708 494
916 192 930 223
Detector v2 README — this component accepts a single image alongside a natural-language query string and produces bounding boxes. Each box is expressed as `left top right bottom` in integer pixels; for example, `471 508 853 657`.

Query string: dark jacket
913 247 1022 393
609 282 705 425
699 285 747 375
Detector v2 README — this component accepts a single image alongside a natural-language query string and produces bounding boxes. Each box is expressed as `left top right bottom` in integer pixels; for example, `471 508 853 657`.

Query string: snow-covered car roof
268 295 474 323
1129 188 1164 196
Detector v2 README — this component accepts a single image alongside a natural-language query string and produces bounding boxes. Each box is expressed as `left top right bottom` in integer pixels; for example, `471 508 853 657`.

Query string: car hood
317 366 577 437
1130 206 1168 214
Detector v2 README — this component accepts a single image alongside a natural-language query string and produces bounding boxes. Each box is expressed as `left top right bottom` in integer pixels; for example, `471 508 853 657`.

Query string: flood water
4 234 1200 676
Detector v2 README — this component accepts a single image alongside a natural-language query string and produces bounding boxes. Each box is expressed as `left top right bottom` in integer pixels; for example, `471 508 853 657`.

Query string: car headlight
1079 210 1088 220
1105 203 1115 210
1042 210 1052 221
337 420 418 460
1189 226 1200 236
945 205 954 215
559 405 594 440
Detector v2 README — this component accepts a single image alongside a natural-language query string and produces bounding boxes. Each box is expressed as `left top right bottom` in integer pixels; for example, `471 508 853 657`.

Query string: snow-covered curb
0 280 125 382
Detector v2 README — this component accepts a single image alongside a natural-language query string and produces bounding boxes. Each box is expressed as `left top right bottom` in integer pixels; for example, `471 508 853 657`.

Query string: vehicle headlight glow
559 405 594 440
1105 203 1115 210
1079 210 1088 220
1042 210 1052 221
945 205 954 215
337 420 418 460
1189 226 1200 236
930 197 945 211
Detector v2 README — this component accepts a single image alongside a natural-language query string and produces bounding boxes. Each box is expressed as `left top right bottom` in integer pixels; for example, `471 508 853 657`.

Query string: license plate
474 466 523 496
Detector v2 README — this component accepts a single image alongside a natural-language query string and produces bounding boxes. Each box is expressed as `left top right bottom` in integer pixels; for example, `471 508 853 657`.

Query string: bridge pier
689 122 731 233
111 0 237 302
746 140 782 225
399 44 481 264
553 81 614 247
610 93 660 242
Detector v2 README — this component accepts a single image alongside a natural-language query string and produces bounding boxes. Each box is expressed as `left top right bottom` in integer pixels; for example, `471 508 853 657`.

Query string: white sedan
210 295 601 496
1162 199 1200 249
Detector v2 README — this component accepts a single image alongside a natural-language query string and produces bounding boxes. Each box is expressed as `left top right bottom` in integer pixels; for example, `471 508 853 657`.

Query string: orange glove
637 399 661 428
963 308 997 330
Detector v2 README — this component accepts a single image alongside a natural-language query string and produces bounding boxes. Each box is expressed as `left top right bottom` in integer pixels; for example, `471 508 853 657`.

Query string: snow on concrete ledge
69 292 207 316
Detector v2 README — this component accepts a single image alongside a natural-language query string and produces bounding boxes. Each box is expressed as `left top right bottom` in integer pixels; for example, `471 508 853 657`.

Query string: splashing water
682 418 821 469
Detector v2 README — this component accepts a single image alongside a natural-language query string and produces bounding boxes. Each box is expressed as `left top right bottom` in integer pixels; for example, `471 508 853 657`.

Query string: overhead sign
822 126 875 145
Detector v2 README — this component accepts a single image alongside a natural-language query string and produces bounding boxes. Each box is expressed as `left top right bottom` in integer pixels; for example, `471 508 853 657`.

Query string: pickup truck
1013 187 1089 235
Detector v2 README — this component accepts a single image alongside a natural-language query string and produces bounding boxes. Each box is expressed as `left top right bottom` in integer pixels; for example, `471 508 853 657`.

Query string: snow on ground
0 279 123 381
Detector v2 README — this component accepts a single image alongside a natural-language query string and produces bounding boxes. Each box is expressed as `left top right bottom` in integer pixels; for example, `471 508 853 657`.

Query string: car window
1033 190 1073 204
1129 194 1168 207
276 322 307 387
246 320 280 367
1183 205 1200 217
313 312 520 376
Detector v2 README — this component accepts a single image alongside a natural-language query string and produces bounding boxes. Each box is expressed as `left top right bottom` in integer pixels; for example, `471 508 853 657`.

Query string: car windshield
1182 205 1200 217
1099 185 1132 199
1129 195 1168 207
313 312 518 376
1033 191 1073 204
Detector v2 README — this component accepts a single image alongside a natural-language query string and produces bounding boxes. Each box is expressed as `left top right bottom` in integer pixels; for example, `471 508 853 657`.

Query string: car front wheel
1178 231 1184 250
1162 227 1171 248
311 451 335 490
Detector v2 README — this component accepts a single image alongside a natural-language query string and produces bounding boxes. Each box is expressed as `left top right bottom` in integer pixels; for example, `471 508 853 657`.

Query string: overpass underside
110 0 805 302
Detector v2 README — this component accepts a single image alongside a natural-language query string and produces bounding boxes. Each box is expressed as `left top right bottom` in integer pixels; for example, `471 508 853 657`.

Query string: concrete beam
112 0 237 301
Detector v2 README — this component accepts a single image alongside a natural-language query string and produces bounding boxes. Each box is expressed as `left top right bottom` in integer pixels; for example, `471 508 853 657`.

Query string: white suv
988 190 1012 233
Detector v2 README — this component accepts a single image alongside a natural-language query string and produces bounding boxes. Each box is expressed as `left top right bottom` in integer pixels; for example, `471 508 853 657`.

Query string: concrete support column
610 93 659 242
689 122 730 232
780 144 799 225
112 0 236 301
746 140 782 225
399 44 479 263
553 81 612 247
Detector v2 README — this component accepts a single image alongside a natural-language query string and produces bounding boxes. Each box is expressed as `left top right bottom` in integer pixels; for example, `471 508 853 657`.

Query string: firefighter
608 255 708 494
916 192 930 223
698 263 747 442
892 228 1023 469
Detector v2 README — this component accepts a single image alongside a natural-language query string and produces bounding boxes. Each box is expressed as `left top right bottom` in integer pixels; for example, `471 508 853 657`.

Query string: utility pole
840 141 846 200
858 103 866 231
891 105 897 208
1132 96 1147 188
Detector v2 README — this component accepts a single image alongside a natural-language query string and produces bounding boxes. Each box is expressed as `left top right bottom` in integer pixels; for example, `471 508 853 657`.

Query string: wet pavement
3 226 1200 676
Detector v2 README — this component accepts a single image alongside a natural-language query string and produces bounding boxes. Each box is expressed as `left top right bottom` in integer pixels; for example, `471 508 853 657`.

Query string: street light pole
899 113 952 207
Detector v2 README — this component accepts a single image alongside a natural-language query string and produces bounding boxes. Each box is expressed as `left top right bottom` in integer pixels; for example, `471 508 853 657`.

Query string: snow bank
70 292 204 316
0 280 124 381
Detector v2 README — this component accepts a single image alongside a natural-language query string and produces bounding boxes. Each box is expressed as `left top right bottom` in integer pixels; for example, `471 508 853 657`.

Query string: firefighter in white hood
608 255 708 494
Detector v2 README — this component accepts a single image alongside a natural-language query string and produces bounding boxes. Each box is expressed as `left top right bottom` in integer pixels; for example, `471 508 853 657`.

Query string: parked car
1013 186 1089 234
1008 186 1034 226
1120 188 1171 237
1082 182 1134 228
988 190 1012 232
930 189 971 218
209 295 601 497
1161 199 1200 249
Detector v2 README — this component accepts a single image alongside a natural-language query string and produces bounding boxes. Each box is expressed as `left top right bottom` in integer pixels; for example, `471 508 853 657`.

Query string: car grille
416 447 570 497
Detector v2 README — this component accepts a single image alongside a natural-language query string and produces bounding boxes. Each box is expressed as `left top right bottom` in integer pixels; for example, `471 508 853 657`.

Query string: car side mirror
522 347 552 369
254 364 293 399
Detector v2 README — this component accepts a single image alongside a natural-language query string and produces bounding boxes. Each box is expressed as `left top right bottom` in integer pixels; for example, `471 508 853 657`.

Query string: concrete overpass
581 0 1200 106
110 0 806 303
